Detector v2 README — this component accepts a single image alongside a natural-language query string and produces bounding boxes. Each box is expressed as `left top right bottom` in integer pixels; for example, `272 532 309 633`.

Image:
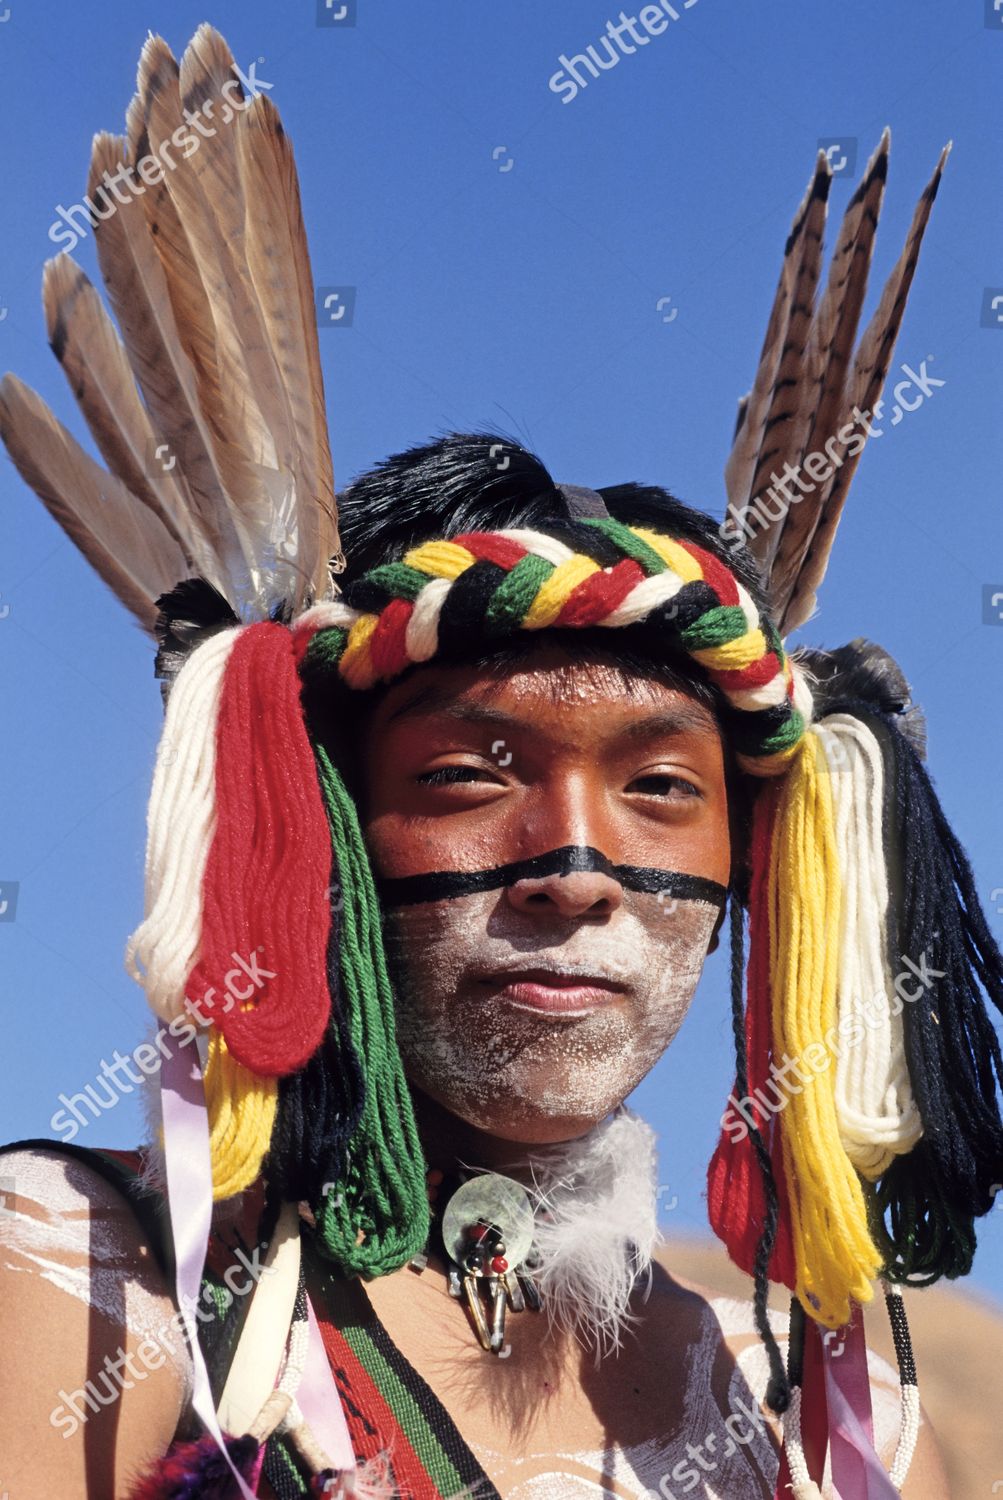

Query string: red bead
468 1223 489 1242
490 1255 508 1274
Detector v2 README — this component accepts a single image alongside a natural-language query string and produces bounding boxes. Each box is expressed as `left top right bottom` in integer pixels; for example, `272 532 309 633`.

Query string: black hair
336 430 767 608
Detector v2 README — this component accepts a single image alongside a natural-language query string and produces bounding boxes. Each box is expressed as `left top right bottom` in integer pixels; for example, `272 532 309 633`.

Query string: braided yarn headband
295 517 813 776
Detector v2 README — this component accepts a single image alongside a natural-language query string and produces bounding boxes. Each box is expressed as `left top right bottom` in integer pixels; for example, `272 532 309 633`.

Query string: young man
0 24 993 1500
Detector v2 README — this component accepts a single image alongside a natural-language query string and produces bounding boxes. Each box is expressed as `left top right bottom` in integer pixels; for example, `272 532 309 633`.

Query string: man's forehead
379 655 720 737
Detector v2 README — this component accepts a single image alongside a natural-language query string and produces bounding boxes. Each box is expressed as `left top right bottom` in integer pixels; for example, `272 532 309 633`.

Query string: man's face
360 644 731 1144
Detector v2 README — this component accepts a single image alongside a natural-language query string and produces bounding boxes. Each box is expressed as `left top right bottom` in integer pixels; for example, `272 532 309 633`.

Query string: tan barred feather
41 253 219 582
743 157 832 524
724 152 831 515
0 24 340 631
0 374 187 631
784 142 951 631
87 129 241 580
764 131 890 612
725 135 948 635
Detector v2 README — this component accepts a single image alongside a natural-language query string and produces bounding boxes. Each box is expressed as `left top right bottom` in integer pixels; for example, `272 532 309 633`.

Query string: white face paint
383 886 720 1134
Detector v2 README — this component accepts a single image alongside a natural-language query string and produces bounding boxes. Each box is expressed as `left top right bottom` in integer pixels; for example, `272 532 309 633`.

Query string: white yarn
124 627 243 1023
819 716 922 1177
404 575 451 661
604 569 686 625
728 671 794 712
496 528 576 566
294 599 360 633
484 1104 662 1364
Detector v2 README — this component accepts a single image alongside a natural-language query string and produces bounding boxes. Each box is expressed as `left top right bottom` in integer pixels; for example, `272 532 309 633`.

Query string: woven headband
298 517 813 775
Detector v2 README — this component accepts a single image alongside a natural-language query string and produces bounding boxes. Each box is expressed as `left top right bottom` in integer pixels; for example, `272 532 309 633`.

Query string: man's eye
628 773 699 798
416 765 496 786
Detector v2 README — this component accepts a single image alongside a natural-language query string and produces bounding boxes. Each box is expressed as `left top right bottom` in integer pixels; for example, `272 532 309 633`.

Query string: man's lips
474 968 626 1015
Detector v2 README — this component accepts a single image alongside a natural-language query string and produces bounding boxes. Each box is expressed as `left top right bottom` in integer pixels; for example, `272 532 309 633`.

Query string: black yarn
826 703 1003 1282
267 864 367 1205
727 889 791 1414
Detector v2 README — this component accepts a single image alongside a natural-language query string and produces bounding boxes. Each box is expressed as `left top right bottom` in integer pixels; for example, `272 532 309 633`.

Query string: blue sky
1 0 1002 1310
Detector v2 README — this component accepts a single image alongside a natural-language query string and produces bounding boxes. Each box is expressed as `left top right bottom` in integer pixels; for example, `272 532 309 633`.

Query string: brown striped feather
784 141 950 631
724 152 832 554
767 131 890 620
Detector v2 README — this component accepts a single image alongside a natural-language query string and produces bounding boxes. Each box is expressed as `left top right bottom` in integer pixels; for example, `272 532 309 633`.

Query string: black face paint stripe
375 844 728 909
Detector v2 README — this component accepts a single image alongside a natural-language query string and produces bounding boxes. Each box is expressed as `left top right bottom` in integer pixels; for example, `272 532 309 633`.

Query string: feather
763 131 889 609
743 156 832 520
506 1105 662 1363
723 151 831 519
784 142 951 630
87 129 243 590
725 136 948 636
0 373 187 631
126 1432 260 1499
42 252 218 582
2 25 342 630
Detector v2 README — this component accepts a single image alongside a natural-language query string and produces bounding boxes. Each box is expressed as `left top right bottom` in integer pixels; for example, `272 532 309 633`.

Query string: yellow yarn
770 731 882 1327
632 528 704 582
403 540 476 580
204 1030 279 1201
340 613 379 688
524 555 601 629
692 627 768 672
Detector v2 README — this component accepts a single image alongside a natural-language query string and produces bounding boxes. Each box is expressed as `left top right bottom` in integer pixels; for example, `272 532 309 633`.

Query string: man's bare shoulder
646 1241 952 1499
0 1143 188 1498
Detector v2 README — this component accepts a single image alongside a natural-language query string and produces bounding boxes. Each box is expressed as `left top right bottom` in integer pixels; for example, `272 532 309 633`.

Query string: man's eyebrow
618 704 719 741
386 683 511 726
386 685 717 739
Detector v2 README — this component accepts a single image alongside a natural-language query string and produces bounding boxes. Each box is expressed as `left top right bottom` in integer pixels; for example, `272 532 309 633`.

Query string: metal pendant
440 1171 542 1354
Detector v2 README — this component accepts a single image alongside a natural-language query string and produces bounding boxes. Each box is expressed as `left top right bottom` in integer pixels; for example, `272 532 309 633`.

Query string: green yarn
580 516 667 575
483 552 555 633
304 624 349 674
361 561 429 602
679 604 749 651
312 743 430 1276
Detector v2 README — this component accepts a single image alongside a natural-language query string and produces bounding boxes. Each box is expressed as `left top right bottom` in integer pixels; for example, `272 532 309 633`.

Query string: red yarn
369 597 414 679
711 651 783 692
707 784 796 1288
453 530 528 569
556 558 645 626
186 622 332 1077
676 539 740 607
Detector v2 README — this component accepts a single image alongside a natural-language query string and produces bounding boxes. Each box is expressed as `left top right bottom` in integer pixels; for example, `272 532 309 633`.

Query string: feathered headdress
3 27 1000 1499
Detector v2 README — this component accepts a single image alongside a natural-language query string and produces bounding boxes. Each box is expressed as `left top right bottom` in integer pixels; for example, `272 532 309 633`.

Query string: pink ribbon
299 1292 358 1473
822 1304 898 1499
161 1043 259 1499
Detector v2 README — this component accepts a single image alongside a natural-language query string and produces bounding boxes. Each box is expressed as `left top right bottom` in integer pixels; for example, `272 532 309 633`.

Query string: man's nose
505 866 624 919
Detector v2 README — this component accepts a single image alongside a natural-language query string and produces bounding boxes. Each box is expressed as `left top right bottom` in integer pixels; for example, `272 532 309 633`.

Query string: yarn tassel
309 745 430 1276
769 730 881 1327
862 707 1003 1282
268 868 368 1205
186 622 333 1077
125 626 243 1023
204 1030 279 1201
708 783 796 1291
